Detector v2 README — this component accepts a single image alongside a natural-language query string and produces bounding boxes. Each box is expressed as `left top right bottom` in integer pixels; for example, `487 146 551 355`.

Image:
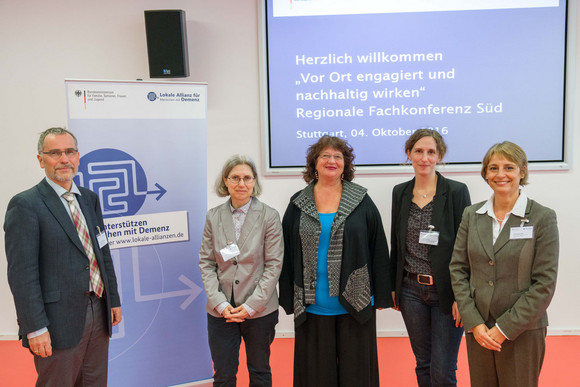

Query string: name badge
510 226 534 240
419 230 439 246
96 230 108 248
220 243 240 262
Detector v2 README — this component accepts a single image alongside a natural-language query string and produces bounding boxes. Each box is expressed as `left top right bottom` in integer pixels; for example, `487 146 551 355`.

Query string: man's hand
111 307 122 326
29 331 52 357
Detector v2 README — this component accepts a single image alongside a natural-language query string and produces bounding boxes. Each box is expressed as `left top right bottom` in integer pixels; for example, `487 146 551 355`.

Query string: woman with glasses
199 155 283 386
279 136 392 387
390 129 471 386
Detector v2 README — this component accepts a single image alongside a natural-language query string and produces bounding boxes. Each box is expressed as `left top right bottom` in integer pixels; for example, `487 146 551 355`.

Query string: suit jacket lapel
475 211 495 260
493 215 520 254
431 172 447 231
38 180 87 256
237 199 262 249
219 202 236 246
493 199 533 254
398 181 414 251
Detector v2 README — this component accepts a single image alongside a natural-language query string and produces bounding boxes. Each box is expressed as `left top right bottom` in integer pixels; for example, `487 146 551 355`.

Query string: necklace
414 175 437 199
414 189 434 199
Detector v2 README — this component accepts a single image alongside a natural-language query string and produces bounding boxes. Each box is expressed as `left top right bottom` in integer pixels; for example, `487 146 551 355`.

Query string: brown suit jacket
450 198 558 340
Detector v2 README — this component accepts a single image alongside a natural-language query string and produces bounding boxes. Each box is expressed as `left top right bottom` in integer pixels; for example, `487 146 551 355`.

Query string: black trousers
293 311 379 387
207 310 278 387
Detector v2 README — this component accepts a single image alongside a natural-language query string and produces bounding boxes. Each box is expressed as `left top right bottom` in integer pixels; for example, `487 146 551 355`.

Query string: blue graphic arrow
147 183 167 200
132 248 202 310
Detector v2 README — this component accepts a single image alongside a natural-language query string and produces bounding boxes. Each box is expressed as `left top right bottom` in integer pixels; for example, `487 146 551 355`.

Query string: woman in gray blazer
450 142 559 387
199 155 283 387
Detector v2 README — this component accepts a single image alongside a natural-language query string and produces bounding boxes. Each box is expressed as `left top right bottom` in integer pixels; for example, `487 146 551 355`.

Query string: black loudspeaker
144 10 189 78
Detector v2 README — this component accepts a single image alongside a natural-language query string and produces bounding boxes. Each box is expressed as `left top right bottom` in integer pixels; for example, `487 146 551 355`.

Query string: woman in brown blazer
450 141 559 387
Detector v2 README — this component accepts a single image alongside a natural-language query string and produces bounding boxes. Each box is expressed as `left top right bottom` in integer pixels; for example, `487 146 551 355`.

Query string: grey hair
214 154 262 197
38 127 78 154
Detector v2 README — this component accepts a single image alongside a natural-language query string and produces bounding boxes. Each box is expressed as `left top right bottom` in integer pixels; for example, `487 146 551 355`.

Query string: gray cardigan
280 180 392 326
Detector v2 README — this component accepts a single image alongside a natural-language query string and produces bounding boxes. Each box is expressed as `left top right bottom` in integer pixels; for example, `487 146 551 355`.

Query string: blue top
306 213 348 316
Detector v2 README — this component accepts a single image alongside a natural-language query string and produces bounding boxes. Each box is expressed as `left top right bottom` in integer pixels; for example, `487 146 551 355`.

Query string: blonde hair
481 141 529 185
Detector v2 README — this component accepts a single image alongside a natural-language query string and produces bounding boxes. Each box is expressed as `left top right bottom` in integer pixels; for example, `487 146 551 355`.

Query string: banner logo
74 148 166 218
147 92 157 101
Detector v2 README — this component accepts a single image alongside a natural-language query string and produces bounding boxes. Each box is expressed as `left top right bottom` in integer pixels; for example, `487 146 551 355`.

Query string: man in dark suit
5 127 122 386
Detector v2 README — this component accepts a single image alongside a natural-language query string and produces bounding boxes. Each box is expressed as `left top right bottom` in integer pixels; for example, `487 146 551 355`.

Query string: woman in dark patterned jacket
279 135 392 387
390 129 471 386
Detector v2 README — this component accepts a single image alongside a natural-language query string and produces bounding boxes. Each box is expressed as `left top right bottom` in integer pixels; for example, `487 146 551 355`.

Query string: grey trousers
465 327 546 387
34 293 109 387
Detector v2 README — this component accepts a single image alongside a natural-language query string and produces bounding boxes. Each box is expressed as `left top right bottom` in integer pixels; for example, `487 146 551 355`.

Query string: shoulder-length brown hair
302 136 355 183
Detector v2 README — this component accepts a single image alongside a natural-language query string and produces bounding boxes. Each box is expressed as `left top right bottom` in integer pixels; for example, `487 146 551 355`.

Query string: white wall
0 0 578 338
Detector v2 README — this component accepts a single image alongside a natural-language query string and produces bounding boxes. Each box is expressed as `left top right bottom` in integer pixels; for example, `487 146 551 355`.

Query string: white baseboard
275 327 580 339
275 330 408 338
546 328 580 336
0 335 19 341
3 328 578 342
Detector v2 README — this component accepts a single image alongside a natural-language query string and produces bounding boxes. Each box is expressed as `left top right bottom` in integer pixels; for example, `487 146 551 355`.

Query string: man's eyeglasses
227 176 255 184
40 149 79 160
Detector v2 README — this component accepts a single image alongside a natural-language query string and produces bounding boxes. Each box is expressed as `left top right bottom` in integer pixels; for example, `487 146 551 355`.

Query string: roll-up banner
66 79 212 387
